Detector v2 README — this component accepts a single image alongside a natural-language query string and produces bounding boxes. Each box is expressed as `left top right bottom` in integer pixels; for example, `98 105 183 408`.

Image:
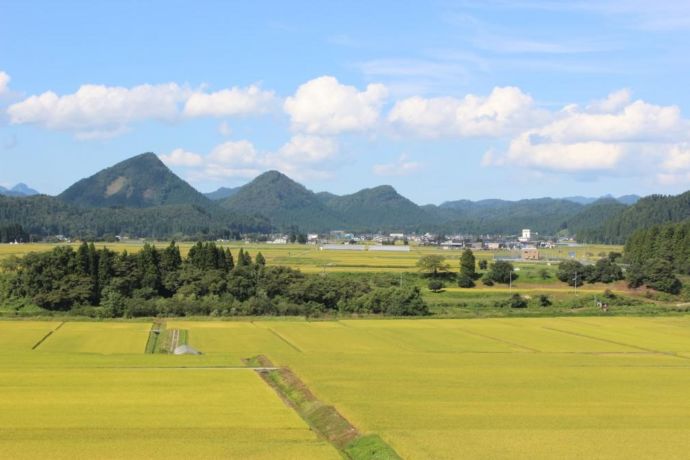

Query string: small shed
521 248 539 260
173 344 202 355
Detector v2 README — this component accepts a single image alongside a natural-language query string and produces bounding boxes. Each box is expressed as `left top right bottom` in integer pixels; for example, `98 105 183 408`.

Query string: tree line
623 221 687 294
0 241 427 317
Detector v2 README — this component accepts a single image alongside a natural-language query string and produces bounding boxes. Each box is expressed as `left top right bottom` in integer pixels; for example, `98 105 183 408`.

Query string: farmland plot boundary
247 355 401 460
31 321 65 350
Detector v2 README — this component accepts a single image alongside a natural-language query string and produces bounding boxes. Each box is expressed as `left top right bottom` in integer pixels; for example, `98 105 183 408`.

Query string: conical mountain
219 170 344 231
322 185 434 230
59 152 212 208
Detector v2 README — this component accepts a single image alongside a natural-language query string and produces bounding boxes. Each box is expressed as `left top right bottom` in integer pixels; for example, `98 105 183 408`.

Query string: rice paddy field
2 317 690 459
0 241 623 274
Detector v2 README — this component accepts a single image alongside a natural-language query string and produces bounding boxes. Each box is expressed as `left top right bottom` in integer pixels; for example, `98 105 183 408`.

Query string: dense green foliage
1 242 428 317
416 255 450 277
566 198 628 241
623 221 689 293
320 185 434 232
556 257 624 286
430 198 585 235
457 249 476 288
220 171 344 232
0 223 28 243
580 192 690 243
0 195 270 240
483 261 516 284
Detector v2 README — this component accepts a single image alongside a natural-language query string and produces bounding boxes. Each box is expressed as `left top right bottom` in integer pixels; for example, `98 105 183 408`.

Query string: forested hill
576 192 690 243
205 186 240 200
5 152 688 238
218 170 615 234
0 194 271 240
59 152 212 209
565 198 629 242
219 171 345 231
427 198 585 235
319 185 436 232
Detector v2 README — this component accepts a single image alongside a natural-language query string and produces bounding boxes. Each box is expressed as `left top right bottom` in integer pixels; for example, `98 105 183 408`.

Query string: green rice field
2 317 690 458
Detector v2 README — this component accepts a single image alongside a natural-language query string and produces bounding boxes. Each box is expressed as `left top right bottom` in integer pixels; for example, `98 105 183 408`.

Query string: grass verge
247 355 401 460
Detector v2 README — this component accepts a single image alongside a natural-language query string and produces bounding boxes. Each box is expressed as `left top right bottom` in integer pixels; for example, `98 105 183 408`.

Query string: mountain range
0 183 40 197
0 152 685 242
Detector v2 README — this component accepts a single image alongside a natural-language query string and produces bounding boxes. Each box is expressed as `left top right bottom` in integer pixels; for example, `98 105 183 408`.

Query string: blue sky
2 0 690 204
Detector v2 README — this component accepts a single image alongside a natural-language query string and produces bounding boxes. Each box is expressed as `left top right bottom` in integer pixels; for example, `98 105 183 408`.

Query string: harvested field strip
249 355 401 460
30 322 65 350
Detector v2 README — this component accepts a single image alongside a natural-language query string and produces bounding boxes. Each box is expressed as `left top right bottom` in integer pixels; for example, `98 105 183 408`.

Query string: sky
2 0 690 204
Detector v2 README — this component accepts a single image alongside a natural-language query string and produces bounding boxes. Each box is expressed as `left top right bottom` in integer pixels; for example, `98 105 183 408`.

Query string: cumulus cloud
0 71 10 95
208 140 258 165
284 76 388 134
183 85 275 117
171 135 340 182
373 154 422 176
7 83 189 138
661 144 690 171
6 81 275 139
277 134 338 163
484 90 690 174
159 148 203 167
388 86 540 138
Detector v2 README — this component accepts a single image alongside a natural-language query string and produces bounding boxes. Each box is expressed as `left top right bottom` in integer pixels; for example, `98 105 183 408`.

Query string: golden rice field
2 317 690 458
0 241 623 273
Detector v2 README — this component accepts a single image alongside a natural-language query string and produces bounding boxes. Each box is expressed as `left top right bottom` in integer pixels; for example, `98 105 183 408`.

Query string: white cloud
159 148 203 167
533 99 683 144
169 135 340 182
587 89 631 113
487 134 625 171
6 81 275 139
7 83 189 138
277 134 338 163
485 90 690 174
388 86 540 138
208 140 258 165
0 71 9 95
183 85 275 117
661 144 690 171
373 154 422 176
284 76 388 134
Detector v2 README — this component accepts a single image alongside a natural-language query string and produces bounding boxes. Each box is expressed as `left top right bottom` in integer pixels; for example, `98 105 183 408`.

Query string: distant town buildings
518 229 531 243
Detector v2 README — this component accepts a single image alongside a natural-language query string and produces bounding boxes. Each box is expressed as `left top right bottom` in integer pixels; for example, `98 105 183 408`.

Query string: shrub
538 294 552 307
428 279 445 292
457 274 475 288
509 293 528 308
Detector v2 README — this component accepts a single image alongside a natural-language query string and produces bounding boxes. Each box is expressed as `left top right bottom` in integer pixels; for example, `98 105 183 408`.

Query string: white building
518 229 531 243
369 245 410 252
